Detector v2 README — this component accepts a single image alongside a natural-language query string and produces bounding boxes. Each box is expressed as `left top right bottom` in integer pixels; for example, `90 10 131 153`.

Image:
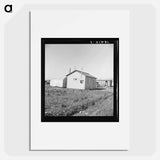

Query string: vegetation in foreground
45 86 113 116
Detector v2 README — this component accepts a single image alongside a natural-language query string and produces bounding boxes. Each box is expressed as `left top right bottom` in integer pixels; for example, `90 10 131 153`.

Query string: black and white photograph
41 38 119 122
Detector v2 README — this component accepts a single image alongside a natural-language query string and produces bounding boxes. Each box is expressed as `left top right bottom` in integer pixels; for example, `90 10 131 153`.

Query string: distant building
97 79 113 87
50 79 63 87
96 80 106 87
64 70 97 90
106 80 113 87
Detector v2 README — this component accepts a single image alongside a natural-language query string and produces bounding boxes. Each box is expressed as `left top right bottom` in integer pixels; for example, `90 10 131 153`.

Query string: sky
45 44 113 80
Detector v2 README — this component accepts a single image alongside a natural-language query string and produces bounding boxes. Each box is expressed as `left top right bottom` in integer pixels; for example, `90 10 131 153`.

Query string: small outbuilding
96 79 114 87
50 79 63 87
64 70 97 90
106 80 113 87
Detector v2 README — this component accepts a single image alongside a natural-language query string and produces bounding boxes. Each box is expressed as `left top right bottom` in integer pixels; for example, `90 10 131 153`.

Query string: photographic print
30 10 130 150
41 38 119 122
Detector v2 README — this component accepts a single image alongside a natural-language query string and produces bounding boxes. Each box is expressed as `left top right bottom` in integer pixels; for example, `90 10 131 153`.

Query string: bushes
91 101 95 106
73 98 79 102
45 87 112 116
45 99 96 116
61 104 67 108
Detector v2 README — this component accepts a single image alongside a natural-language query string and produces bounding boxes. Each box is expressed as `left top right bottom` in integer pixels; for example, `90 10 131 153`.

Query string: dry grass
45 86 113 116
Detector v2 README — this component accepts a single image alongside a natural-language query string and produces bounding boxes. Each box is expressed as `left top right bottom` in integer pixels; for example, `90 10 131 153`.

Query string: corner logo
4 4 12 13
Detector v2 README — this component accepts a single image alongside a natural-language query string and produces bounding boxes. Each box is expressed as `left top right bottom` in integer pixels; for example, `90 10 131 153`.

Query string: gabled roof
66 70 96 79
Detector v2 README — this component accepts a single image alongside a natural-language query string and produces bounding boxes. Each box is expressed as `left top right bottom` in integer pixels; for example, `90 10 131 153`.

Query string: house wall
63 77 67 88
85 76 96 89
67 72 85 89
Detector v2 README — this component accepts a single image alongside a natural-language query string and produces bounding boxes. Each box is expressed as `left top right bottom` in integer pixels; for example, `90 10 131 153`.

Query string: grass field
45 86 113 116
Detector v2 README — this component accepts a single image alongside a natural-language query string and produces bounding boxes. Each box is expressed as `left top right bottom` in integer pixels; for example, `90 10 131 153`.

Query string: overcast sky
45 44 113 80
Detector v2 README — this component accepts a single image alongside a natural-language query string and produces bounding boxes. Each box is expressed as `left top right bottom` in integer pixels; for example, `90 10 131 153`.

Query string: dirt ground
73 95 113 116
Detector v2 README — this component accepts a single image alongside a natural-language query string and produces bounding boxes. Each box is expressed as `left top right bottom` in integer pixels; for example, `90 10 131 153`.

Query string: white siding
50 79 63 87
67 72 85 89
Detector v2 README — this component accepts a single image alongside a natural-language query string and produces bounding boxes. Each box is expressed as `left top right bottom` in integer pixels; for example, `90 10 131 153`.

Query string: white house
64 70 97 90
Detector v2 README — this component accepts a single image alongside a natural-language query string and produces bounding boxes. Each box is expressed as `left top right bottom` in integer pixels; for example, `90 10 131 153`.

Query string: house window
80 80 84 84
73 78 77 80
